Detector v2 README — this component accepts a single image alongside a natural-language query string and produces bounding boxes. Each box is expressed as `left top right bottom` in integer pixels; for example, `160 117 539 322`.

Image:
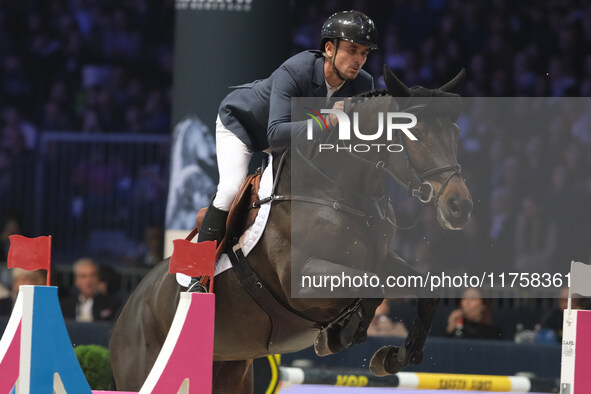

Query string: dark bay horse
110 66 473 393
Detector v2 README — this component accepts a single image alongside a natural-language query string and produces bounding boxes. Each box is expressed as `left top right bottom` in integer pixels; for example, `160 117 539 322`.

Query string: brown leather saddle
189 171 262 260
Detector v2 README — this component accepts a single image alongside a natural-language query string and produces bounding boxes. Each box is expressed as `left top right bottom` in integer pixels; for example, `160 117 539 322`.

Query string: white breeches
212 116 253 211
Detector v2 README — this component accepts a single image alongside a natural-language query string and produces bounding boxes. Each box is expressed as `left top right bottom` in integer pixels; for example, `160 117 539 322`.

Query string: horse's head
382 65 473 230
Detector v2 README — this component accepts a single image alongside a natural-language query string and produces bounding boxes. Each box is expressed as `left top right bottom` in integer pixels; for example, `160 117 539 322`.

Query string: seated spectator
446 287 503 340
367 299 408 338
60 257 121 322
0 268 46 315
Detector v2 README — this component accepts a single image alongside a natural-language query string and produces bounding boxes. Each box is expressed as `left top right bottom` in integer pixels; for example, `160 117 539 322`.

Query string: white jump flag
570 261 591 297
560 261 591 393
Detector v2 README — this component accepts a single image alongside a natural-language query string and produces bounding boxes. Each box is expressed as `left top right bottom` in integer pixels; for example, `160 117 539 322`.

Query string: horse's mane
356 86 460 99
356 88 390 98
354 86 461 119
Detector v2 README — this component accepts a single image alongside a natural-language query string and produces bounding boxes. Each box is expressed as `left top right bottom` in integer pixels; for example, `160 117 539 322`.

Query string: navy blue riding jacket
218 50 374 151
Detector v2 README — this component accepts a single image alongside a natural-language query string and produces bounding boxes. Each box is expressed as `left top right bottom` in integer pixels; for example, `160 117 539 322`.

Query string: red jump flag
7 235 52 285
169 239 216 278
7 235 51 271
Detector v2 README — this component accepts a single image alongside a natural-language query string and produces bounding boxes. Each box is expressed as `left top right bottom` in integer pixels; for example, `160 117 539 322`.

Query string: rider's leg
188 116 253 292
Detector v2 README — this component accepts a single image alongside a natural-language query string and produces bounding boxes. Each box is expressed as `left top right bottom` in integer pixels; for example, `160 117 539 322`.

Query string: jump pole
280 367 558 392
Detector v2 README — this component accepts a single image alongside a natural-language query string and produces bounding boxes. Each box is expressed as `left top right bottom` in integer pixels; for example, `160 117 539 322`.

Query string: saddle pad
176 154 274 287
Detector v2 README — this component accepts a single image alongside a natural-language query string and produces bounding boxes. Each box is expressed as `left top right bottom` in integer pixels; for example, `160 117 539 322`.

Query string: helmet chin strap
330 39 348 82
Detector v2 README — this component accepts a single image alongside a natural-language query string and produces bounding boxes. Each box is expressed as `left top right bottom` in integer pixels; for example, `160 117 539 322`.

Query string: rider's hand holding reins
327 100 345 128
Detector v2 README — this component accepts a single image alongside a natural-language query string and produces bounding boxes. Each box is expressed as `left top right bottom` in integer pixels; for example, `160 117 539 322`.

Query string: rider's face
326 40 370 80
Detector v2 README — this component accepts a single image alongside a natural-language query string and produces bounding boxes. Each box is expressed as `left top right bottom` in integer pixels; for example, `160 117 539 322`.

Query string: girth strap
227 245 323 353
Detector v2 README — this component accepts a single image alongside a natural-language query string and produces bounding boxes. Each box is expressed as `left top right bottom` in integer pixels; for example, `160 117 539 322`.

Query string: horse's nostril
448 197 460 214
447 196 473 217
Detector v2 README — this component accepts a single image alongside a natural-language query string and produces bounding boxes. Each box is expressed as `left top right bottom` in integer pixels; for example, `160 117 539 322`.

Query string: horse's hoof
369 345 402 376
314 327 346 357
409 351 423 365
398 337 423 365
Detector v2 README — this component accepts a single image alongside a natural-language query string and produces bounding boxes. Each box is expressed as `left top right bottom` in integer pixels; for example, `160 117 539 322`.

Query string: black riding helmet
320 10 379 51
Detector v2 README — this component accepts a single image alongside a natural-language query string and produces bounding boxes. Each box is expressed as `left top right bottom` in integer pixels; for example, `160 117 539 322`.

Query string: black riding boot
187 204 229 293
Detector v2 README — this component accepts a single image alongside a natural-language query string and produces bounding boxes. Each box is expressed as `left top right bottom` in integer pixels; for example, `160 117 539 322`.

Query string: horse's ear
439 68 466 92
383 64 411 97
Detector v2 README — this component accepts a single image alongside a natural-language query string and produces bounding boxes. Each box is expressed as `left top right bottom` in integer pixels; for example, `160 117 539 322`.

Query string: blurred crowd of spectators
0 0 173 138
0 0 174 256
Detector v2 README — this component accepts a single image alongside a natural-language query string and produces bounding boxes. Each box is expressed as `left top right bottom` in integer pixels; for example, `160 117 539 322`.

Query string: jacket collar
313 54 327 96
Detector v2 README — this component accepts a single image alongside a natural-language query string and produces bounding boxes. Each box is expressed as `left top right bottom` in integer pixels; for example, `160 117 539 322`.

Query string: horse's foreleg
212 359 253 394
370 251 439 376
369 297 439 376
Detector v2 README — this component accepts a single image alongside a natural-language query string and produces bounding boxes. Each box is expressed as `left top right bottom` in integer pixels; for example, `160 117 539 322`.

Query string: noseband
375 160 462 205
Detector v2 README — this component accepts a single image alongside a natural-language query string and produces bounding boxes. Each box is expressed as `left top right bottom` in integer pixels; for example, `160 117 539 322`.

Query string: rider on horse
189 10 381 292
